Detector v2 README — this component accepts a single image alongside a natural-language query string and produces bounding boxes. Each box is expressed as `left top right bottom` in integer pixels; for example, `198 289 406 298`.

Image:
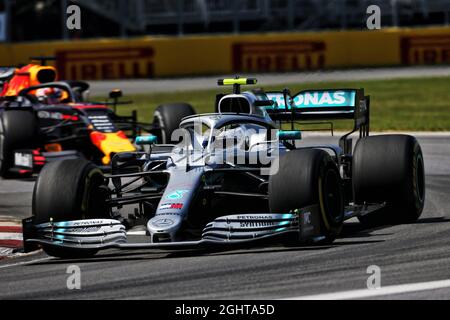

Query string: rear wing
261 88 370 153
263 88 367 122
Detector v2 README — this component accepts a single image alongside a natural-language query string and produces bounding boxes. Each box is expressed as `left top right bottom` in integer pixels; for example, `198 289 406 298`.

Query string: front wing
22 206 323 254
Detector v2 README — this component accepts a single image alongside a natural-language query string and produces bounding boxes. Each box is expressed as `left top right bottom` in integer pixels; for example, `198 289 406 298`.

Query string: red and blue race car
0 60 195 178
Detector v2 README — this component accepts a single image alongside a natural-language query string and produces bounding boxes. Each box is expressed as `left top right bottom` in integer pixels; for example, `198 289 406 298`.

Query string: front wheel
269 149 344 244
0 110 38 178
33 159 111 258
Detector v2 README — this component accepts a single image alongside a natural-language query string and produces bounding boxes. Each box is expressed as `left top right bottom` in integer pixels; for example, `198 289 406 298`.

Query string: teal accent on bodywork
281 213 294 219
58 221 70 227
135 135 158 145
272 213 294 231
265 93 287 109
166 190 189 200
278 130 302 140
292 90 356 108
266 89 357 110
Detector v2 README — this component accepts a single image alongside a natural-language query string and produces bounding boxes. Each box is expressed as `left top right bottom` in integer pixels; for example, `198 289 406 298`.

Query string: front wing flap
22 218 127 252
202 213 299 240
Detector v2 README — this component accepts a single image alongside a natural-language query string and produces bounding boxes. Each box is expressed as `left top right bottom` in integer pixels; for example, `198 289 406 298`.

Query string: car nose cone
147 214 183 241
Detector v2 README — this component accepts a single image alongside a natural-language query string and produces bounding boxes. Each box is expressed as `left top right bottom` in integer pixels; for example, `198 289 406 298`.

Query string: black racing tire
33 159 111 258
353 135 425 227
153 103 195 144
0 110 38 178
269 149 344 244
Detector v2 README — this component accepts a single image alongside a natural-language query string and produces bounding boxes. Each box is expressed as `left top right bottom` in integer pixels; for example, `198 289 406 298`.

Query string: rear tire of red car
0 110 38 178
33 159 111 258
353 135 425 228
153 103 195 144
269 149 345 245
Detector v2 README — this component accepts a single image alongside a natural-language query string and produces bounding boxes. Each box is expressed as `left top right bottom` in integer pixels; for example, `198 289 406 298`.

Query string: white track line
286 279 450 300
0 257 52 269
0 247 13 256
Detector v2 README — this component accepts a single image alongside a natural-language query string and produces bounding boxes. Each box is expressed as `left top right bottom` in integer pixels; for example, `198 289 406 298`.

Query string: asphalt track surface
88 66 450 96
0 134 449 300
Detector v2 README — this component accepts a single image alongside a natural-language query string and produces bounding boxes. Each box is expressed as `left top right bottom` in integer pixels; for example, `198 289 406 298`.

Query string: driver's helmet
35 87 68 104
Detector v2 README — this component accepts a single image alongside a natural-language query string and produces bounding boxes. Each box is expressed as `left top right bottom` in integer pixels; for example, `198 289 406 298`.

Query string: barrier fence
1 26 449 80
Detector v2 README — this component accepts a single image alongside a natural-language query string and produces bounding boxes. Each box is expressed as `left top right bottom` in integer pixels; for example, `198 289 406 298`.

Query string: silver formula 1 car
22 78 425 258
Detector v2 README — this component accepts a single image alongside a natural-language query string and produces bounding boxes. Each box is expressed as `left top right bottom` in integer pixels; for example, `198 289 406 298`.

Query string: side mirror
109 89 123 100
278 130 302 141
112 152 136 162
135 135 158 145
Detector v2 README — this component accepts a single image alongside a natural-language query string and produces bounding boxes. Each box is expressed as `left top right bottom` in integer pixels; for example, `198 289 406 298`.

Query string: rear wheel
0 110 38 178
269 149 344 244
33 159 111 258
353 135 425 227
153 103 195 144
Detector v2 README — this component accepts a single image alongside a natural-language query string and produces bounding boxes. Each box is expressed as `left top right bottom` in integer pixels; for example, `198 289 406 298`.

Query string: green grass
98 76 450 131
